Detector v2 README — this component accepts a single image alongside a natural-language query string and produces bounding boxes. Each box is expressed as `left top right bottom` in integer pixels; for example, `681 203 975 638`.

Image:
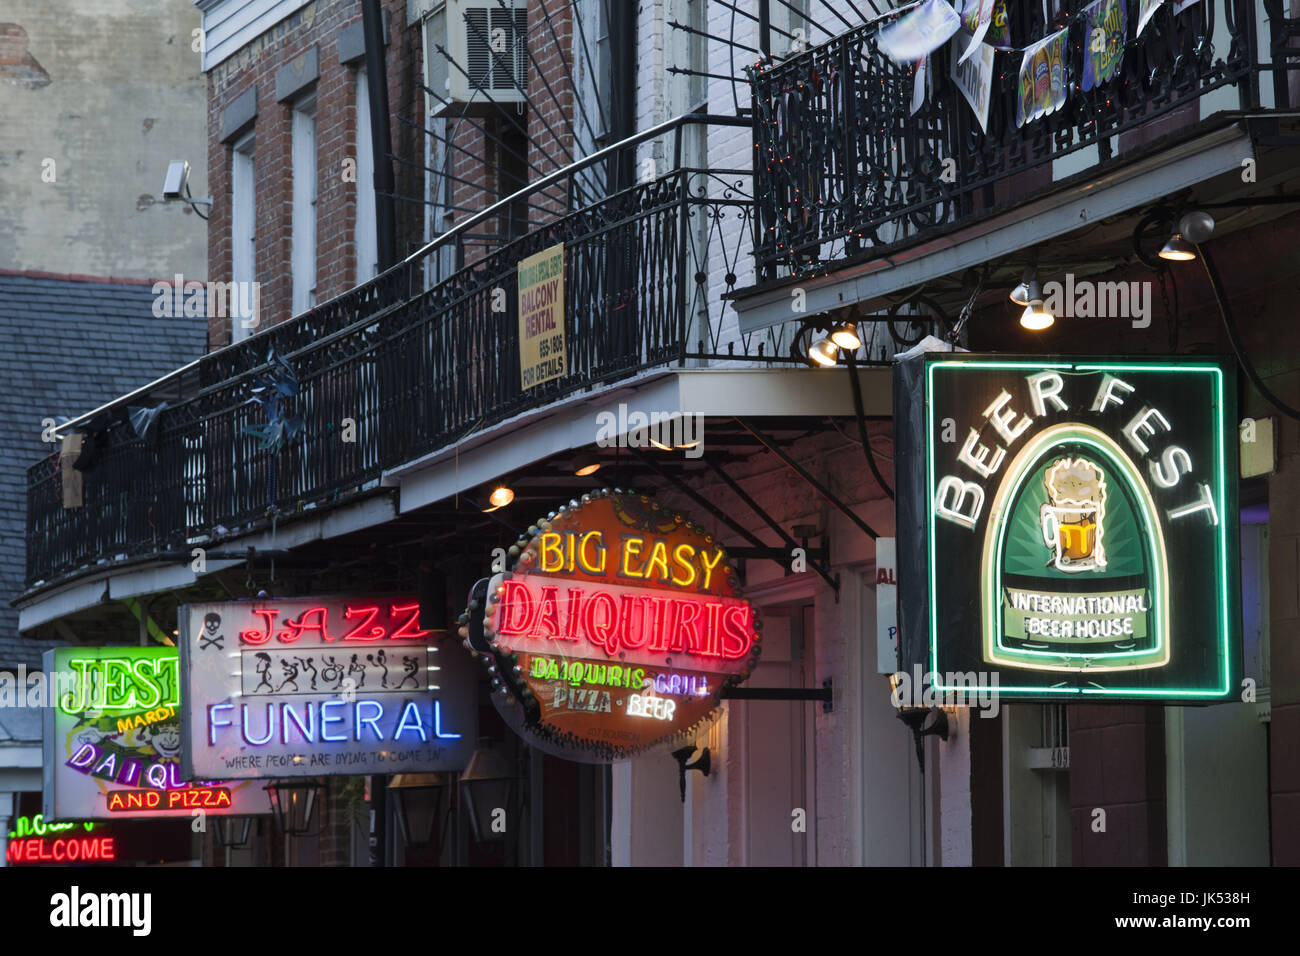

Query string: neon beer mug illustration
1039 458 1107 572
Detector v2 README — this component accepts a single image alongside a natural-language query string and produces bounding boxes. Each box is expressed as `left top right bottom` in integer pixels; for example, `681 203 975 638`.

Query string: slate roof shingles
0 272 206 669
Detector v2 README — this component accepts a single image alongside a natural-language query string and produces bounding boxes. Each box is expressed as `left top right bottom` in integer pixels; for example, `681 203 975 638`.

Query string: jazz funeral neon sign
901 357 1238 700
484 490 761 761
42 646 271 821
179 598 476 780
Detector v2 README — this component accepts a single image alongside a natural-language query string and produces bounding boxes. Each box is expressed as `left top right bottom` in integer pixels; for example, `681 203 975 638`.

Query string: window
355 71 378 284
291 95 318 315
231 134 256 344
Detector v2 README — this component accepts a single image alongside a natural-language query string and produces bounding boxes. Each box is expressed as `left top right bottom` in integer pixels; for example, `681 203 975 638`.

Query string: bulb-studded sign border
476 489 762 762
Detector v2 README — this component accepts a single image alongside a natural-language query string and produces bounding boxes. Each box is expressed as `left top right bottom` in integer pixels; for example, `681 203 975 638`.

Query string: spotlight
1020 298 1054 331
807 337 839 367
1178 210 1215 244
1158 233 1196 262
1010 275 1041 307
483 484 514 512
829 321 862 350
573 453 600 477
1010 257 1041 306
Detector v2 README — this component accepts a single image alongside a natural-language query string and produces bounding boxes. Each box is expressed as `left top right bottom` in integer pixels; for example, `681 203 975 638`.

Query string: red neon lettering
277 606 331 643
497 580 536 635
388 603 431 640
536 586 562 637
240 608 279 644
617 594 645 649
645 596 670 652
561 589 584 641
720 604 754 659
583 590 619 653
668 599 710 656
340 604 384 641
702 601 723 657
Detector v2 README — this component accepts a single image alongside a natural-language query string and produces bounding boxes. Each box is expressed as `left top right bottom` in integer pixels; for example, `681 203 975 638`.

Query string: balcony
25 123 786 590
746 0 1298 289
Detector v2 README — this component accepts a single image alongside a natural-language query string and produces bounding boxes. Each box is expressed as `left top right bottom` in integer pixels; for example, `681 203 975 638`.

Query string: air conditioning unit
424 0 528 117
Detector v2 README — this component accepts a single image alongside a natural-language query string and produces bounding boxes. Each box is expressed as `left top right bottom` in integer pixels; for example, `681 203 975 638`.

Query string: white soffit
392 366 891 513
735 124 1255 334
17 495 396 630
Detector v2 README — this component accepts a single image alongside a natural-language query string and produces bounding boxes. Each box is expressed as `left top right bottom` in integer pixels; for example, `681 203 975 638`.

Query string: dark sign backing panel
895 355 1240 701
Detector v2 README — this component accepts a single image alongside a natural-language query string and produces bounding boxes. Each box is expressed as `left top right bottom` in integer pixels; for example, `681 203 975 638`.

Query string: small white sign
876 537 899 674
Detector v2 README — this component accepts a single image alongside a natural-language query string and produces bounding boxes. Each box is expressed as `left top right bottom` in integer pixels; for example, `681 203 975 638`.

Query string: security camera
163 160 190 201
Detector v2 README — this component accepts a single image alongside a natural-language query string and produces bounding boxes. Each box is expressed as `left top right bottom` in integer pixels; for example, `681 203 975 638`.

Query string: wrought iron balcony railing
26 146 776 588
749 0 1291 280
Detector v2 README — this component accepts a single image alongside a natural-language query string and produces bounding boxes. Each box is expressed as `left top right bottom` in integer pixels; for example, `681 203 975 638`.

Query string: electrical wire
1199 244 1300 422
845 351 894 499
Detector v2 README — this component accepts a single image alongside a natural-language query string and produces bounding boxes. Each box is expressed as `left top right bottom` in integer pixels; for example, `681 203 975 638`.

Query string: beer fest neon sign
482 490 761 760
910 358 1237 700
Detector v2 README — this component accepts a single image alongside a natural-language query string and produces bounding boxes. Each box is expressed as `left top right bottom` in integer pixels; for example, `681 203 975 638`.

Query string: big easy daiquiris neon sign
481 490 762 761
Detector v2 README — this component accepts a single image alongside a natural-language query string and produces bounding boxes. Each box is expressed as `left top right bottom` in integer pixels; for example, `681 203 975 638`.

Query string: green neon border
924 359 1233 699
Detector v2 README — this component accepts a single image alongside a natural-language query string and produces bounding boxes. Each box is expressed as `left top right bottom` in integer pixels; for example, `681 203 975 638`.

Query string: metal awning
387 366 892 514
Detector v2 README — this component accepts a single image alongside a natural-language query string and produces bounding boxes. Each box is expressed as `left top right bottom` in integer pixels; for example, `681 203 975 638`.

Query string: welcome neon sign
179 597 477 780
481 490 761 761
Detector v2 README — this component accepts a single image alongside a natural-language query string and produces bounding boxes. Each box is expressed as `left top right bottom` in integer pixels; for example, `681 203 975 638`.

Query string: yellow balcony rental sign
517 242 566 390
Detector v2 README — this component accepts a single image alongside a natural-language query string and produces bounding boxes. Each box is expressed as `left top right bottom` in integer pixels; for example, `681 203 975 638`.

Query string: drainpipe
363 0 397 272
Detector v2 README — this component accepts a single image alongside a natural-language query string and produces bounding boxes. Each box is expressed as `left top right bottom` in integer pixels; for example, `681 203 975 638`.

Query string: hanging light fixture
481 482 514 512
390 773 448 849
807 337 839 367
1158 210 1214 262
264 779 321 836
1010 252 1042 306
460 738 516 844
1158 233 1196 261
573 453 601 477
829 321 862 350
212 816 253 848
1020 297 1054 331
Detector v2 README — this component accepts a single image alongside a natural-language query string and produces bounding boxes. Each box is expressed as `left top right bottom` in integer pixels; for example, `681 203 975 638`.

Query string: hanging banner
518 242 566 391
178 598 477 779
910 55 930 117
477 490 761 762
951 33 996 133
958 0 994 63
1081 0 1127 91
893 355 1240 702
1015 28 1069 129
42 646 272 820
1136 0 1165 36
877 0 962 63
986 0 1015 49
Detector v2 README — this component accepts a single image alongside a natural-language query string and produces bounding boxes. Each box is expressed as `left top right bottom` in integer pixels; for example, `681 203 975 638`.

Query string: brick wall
204 0 421 347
